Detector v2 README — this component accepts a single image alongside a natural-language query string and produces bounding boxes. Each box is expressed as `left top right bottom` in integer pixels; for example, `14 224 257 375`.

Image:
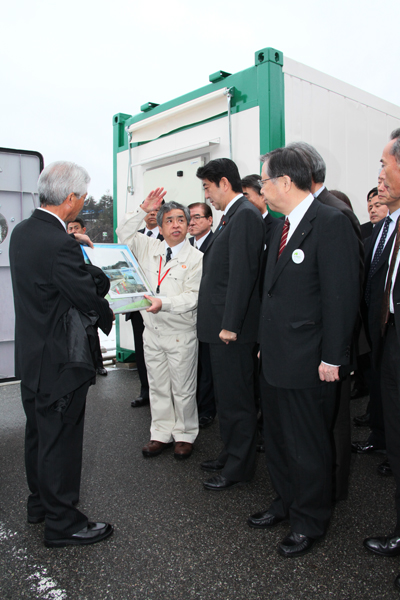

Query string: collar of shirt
195 230 211 250
373 207 400 257
164 239 185 260
223 194 242 216
145 226 160 238
286 193 314 242
313 185 325 199
37 207 67 230
262 210 269 219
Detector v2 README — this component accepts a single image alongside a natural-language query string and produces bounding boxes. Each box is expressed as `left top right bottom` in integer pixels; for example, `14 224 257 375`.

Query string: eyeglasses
73 192 89 206
190 215 207 221
260 175 284 185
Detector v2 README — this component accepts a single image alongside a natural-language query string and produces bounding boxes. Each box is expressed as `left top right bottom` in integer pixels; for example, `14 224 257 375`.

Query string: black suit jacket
197 196 265 344
361 221 374 241
189 231 213 253
260 199 360 389
10 209 113 393
362 219 396 366
316 187 363 284
263 212 282 246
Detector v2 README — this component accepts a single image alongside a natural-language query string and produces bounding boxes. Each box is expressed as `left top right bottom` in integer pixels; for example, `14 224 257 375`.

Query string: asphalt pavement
1 368 399 600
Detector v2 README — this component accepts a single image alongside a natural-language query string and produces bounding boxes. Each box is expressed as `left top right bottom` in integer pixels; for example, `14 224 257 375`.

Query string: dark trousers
209 342 257 482
130 312 149 399
261 373 337 538
332 376 351 501
368 365 386 447
21 380 89 540
196 342 216 419
381 323 400 533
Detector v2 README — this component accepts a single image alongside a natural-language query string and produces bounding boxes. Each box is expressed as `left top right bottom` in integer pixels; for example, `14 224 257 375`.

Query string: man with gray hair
116 190 203 460
286 141 363 503
9 161 114 547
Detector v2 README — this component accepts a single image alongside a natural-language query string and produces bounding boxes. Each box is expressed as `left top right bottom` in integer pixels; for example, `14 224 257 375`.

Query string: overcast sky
2 0 400 200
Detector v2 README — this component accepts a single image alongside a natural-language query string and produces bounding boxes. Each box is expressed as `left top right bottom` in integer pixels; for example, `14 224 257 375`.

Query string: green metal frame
112 47 285 360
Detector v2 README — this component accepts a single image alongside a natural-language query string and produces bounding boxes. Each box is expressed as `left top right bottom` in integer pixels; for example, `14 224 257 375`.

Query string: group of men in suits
353 128 400 591
12 132 400 575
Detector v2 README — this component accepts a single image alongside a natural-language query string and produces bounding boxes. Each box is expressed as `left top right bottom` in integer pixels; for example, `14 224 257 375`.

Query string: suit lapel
266 201 317 289
204 196 246 253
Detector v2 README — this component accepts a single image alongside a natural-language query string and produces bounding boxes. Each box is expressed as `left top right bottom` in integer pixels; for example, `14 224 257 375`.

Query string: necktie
365 215 392 306
166 247 172 263
381 217 400 336
146 231 153 237
278 218 290 260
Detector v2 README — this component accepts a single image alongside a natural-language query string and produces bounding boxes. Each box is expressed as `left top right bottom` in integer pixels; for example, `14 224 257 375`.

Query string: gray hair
38 161 90 206
286 141 326 183
390 128 400 166
156 201 190 227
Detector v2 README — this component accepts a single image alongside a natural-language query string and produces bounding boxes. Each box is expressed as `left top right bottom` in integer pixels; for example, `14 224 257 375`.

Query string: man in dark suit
126 206 164 408
286 142 363 502
196 158 265 490
360 187 388 242
249 146 359 557
241 174 281 247
352 174 400 464
241 174 282 452
188 202 215 428
363 129 400 592
9 161 114 548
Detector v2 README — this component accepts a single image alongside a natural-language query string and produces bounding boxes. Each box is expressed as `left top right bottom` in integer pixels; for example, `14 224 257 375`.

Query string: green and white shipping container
113 46 400 362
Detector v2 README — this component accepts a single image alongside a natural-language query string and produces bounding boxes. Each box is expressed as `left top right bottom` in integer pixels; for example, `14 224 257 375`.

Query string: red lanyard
156 255 171 294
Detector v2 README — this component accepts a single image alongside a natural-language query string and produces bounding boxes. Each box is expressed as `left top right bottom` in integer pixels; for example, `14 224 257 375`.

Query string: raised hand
141 188 167 213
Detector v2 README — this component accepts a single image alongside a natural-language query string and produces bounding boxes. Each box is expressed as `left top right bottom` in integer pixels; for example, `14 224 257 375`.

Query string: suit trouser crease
143 328 199 443
209 342 258 482
261 375 336 538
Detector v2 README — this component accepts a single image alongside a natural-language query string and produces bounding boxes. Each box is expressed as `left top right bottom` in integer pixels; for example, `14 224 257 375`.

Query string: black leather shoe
364 535 400 556
44 522 113 548
278 532 316 557
203 474 246 491
201 459 226 472
247 510 285 529
378 460 393 476
131 396 150 408
351 386 369 400
199 415 214 429
353 413 370 427
351 441 386 454
28 514 45 524
395 574 400 590
96 367 108 376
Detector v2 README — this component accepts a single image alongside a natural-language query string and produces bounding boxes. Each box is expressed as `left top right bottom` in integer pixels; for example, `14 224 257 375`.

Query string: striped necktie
278 218 290 260
381 217 400 335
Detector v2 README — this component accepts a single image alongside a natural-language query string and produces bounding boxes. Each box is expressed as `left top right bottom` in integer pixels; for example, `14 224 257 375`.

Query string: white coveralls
116 208 203 443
